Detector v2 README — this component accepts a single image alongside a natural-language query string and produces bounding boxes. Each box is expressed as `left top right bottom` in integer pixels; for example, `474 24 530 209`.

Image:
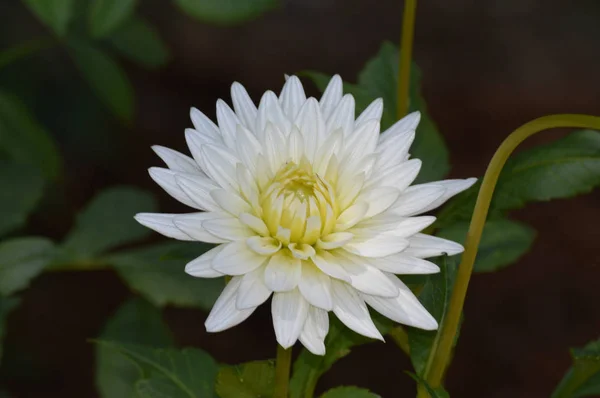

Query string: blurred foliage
96 298 174 398
0 1 599 397
553 339 600 398
216 360 276 398
96 341 219 397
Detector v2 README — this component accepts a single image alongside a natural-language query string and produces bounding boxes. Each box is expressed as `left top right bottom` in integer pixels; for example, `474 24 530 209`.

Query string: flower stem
421 114 600 394
274 344 292 398
389 325 411 355
397 0 417 119
0 38 55 70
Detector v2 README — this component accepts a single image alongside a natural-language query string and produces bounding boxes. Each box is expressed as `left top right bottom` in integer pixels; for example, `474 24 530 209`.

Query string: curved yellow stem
423 114 600 391
397 0 417 119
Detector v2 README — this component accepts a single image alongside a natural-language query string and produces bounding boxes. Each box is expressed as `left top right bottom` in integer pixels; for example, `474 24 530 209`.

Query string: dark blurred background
1 0 600 397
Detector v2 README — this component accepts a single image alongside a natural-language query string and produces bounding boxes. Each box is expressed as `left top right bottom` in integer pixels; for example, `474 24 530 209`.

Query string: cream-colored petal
299 306 329 355
272 289 309 348
264 250 302 292
205 276 255 332
212 241 268 275
330 279 383 340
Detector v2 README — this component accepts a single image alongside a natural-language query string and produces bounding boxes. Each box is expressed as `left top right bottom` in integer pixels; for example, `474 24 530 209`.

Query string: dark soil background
1 0 600 397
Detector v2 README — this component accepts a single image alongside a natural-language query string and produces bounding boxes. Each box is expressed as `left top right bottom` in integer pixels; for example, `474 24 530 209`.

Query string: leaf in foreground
0 237 55 296
96 298 173 398
216 360 275 398
96 341 218 398
552 339 600 398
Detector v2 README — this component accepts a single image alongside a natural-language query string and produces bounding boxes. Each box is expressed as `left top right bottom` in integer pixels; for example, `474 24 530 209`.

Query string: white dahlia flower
135 75 476 355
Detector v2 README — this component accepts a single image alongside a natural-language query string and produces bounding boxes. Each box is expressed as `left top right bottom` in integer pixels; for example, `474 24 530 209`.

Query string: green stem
274 344 292 398
422 114 600 394
389 325 411 355
0 38 56 70
397 0 417 119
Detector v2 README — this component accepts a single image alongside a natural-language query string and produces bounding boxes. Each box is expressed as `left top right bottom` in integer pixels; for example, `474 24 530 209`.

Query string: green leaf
108 242 223 309
0 237 55 296
407 256 457 376
0 296 20 365
290 316 389 398
439 130 600 225
109 17 170 69
68 41 134 122
96 341 219 398
174 0 279 25
21 0 75 36
552 339 600 398
0 90 62 180
0 162 45 237
216 360 275 398
89 0 137 38
320 386 381 398
436 219 536 273
62 186 156 258
96 298 173 398
302 41 450 183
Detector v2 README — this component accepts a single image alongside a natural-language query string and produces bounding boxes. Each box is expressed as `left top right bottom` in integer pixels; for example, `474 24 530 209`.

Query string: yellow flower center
260 158 338 247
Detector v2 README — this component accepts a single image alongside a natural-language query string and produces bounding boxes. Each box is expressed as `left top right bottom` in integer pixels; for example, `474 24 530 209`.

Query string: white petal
148 167 198 209
152 145 201 174
272 289 309 349
312 251 351 282
190 107 221 140
287 126 305 163
236 265 272 309
316 232 354 250
175 173 221 212
355 98 383 129
367 159 421 191
375 129 415 170
288 243 316 260
201 144 240 191
413 178 478 214
231 82 257 129
389 185 446 216
299 306 329 355
279 75 306 119
172 212 229 243
342 119 380 162
367 253 440 274
356 216 436 239
380 111 421 142
331 251 399 297
246 236 282 255
205 276 255 332
184 128 220 174
202 217 255 241
210 189 252 216
404 233 464 258
235 124 262 174
264 250 302 292
336 202 369 231
263 123 288 173
344 234 409 258
326 94 354 137
362 273 438 330
216 99 240 149
330 280 383 340
185 245 225 278
355 187 400 218
298 261 333 310
240 213 270 236
319 74 343 120
256 91 291 141
212 241 268 275
294 98 324 162
134 213 194 241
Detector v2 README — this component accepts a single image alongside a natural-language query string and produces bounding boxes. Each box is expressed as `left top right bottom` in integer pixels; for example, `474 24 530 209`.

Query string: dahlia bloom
135 75 475 355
